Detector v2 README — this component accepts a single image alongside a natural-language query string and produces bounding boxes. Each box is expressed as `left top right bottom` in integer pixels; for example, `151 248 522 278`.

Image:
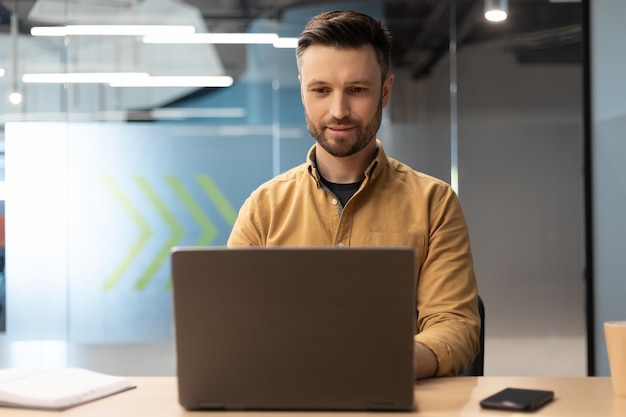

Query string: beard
305 99 383 158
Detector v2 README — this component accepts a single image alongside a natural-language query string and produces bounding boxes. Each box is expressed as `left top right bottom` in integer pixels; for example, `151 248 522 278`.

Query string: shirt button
331 199 338 205
337 242 344 247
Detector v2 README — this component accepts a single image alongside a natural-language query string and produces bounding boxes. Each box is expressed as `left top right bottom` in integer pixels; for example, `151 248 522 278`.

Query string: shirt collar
306 139 387 184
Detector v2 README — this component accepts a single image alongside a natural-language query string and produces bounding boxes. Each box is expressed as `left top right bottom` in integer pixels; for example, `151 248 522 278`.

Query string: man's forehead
299 44 381 81
300 43 377 61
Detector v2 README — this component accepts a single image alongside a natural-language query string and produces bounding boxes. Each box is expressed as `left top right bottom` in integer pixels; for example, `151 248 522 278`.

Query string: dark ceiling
0 0 583 80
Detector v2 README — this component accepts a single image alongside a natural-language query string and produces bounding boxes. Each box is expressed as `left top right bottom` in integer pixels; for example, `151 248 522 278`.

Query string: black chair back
462 295 485 376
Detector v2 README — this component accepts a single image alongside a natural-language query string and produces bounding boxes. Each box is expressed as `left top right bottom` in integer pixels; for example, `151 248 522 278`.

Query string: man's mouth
327 125 354 131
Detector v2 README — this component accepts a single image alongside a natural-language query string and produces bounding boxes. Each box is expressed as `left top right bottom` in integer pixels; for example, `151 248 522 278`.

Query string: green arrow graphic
166 176 218 246
133 176 185 290
102 178 153 290
104 174 236 291
196 174 238 226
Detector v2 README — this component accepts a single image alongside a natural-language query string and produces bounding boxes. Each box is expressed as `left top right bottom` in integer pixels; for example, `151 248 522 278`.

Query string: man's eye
313 88 328 94
351 87 366 93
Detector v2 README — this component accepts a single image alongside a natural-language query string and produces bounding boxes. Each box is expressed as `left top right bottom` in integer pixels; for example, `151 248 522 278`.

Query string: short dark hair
296 10 392 81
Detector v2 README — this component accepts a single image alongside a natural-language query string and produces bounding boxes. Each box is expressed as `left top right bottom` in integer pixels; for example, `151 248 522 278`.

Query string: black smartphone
479 387 555 412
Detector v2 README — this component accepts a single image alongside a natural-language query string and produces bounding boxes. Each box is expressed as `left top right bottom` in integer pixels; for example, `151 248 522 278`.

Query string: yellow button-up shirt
227 140 480 376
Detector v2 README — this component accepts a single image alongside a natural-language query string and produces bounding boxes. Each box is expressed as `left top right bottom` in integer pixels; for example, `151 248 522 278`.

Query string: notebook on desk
170 246 416 411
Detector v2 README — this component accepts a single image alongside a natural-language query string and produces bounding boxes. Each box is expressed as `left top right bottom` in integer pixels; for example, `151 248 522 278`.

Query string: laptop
170 246 416 411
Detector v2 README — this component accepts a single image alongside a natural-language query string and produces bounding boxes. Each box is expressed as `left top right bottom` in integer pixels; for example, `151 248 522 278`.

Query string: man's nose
329 93 350 120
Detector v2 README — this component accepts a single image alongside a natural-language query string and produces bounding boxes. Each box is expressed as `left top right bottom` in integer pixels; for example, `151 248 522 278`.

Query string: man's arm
227 196 263 247
414 341 438 379
413 183 480 376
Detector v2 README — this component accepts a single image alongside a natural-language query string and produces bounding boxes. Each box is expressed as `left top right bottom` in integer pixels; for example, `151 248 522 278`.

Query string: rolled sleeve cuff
414 330 475 377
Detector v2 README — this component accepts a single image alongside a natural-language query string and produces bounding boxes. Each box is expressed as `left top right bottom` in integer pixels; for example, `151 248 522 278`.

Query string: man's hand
414 341 438 379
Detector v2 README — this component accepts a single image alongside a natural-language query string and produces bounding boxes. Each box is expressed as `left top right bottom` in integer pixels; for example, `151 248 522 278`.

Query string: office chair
462 295 485 376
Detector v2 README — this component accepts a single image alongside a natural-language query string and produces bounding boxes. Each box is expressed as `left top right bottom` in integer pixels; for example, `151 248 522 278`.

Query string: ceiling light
273 37 298 49
23 72 150 84
21 73 233 88
0 68 5 77
30 25 196 37
484 0 508 22
143 32 279 45
109 76 234 88
9 91 22 105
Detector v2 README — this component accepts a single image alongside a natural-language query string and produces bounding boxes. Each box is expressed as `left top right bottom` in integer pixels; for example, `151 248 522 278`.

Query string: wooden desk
1 377 624 416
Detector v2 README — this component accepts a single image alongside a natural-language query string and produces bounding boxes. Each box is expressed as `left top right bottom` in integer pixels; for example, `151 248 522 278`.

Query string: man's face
299 44 393 158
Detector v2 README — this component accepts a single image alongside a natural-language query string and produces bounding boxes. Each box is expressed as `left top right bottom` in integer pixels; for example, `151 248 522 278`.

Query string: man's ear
382 74 394 108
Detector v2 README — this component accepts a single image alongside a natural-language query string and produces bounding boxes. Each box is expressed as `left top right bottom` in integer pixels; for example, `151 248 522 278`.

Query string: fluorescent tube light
0 68 5 77
109 76 234 87
143 32 279 44
23 72 150 84
112 76 234 87
273 37 298 49
21 73 233 87
31 25 196 37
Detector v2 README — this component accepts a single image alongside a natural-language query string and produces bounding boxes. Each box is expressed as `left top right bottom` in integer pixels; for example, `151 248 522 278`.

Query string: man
227 10 480 379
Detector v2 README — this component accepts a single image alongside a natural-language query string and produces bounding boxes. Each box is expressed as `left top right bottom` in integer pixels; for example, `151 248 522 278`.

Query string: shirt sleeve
413 183 481 376
227 195 263 247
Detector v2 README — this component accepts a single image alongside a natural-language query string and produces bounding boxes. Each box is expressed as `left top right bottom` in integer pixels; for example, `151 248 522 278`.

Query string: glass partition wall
387 0 585 376
0 0 585 376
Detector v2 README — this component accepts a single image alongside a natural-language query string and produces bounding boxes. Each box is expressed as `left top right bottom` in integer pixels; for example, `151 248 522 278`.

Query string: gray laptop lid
171 247 416 411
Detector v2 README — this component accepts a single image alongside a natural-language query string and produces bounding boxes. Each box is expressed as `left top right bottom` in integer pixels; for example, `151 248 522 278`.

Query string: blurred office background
0 0 623 378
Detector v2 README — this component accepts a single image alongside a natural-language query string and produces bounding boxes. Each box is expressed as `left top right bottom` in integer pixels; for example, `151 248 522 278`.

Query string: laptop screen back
171 247 416 411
